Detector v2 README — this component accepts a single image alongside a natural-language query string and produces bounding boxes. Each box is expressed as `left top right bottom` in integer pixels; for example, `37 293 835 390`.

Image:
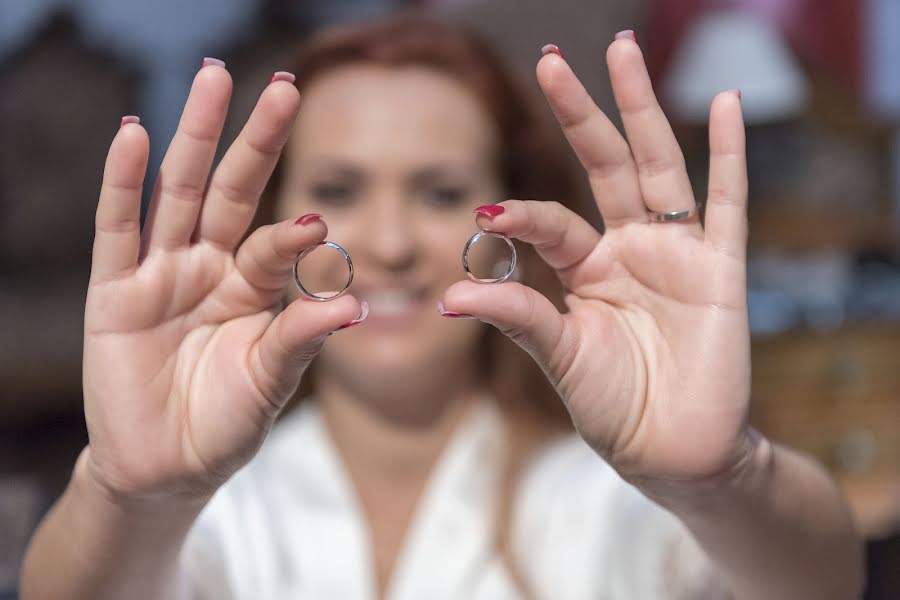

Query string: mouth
355 286 431 324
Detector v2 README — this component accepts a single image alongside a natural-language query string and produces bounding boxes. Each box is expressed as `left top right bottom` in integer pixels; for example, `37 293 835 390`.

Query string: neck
315 360 484 487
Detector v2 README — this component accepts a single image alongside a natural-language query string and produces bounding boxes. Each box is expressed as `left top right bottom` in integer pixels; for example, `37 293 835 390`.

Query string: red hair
289 15 579 205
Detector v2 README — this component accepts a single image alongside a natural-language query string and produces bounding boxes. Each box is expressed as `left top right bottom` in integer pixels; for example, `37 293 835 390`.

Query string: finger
234 213 326 297
197 74 301 249
606 34 700 233
474 200 601 289
536 51 647 227
705 91 748 261
249 293 363 406
91 118 149 283
142 60 232 253
440 280 574 380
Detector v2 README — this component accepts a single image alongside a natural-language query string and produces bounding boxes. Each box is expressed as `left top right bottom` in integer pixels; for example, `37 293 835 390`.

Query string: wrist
26 447 206 600
73 446 212 519
632 428 775 515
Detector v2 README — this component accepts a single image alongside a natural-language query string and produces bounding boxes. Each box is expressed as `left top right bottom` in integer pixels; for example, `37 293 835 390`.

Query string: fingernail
437 301 479 320
730 89 742 101
615 30 638 44
120 115 140 128
473 205 505 218
335 301 369 331
201 57 226 69
540 44 566 60
294 213 322 226
270 71 296 84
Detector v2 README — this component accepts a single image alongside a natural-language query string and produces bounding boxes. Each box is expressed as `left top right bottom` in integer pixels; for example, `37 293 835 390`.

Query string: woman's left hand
441 35 754 486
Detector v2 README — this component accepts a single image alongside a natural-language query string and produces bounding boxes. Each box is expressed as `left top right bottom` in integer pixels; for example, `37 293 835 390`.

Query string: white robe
176 399 727 599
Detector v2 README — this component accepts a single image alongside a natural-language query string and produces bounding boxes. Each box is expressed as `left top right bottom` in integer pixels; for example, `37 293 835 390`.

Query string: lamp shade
661 9 809 124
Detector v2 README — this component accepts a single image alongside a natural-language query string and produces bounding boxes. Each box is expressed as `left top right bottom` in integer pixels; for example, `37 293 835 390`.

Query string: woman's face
276 65 504 391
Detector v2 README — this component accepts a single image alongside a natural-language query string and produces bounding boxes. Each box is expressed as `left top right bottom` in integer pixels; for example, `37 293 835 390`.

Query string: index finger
474 200 602 290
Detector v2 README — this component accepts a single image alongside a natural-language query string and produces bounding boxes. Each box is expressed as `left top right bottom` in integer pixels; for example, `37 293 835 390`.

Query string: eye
309 181 356 207
422 185 469 209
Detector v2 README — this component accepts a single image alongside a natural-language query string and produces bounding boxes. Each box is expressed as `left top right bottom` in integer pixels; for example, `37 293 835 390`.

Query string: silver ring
647 203 702 222
292 241 353 301
462 231 517 284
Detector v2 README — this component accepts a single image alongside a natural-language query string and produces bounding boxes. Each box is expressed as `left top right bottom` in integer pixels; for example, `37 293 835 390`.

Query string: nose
360 189 417 272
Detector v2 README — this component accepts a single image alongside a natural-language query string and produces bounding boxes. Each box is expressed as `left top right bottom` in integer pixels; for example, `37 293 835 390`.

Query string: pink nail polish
540 44 566 60
201 57 226 69
335 301 369 331
294 213 322 226
615 30 638 44
473 205 505 218
270 71 296 84
120 115 140 128
437 301 479 320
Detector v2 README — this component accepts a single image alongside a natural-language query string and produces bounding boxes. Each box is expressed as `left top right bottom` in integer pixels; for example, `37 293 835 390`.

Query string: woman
21 16 862 600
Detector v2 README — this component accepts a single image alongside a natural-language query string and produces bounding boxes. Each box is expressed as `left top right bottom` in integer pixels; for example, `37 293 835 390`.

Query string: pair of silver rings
292 203 698 301
292 230 517 302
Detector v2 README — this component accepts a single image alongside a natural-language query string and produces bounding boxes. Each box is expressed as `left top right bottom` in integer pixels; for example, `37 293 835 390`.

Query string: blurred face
276 65 505 393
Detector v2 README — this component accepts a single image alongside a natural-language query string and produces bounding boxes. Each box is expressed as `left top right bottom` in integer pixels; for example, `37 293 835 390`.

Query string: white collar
265 398 517 599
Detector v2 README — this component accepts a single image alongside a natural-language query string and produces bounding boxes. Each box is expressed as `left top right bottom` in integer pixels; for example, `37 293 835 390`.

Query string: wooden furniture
751 324 900 537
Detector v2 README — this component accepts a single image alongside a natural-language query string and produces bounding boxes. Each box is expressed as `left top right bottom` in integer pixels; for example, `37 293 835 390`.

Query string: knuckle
210 177 251 207
162 179 205 205
587 147 633 182
95 218 140 236
244 134 283 160
637 155 682 179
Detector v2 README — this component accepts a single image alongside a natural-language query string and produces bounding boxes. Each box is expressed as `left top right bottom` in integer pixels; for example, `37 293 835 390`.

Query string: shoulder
515 432 642 528
177 402 326 598
513 434 724 599
513 434 641 559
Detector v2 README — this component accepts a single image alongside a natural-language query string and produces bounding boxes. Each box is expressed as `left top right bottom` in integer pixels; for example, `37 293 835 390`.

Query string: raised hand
83 64 362 503
441 35 753 484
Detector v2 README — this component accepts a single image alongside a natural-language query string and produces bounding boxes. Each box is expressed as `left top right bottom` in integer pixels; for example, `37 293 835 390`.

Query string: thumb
249 295 366 407
440 280 574 380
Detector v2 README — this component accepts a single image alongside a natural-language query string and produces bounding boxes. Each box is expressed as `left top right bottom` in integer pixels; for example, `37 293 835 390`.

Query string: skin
20 35 862 600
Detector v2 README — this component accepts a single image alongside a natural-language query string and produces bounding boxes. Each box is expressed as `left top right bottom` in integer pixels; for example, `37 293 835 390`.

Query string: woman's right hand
81 63 363 505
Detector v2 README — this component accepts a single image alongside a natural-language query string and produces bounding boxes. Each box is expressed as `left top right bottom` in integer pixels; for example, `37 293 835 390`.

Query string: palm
85 245 272 496
83 66 360 501
559 225 750 480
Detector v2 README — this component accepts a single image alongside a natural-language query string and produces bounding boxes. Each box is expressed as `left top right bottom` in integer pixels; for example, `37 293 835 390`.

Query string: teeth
362 289 419 316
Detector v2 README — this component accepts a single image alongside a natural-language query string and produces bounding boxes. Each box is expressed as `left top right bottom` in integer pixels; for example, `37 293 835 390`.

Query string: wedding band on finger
462 231 517 284
647 202 702 223
293 241 354 301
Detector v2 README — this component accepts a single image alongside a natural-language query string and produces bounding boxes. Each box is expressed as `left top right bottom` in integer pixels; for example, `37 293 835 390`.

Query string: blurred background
0 0 897 597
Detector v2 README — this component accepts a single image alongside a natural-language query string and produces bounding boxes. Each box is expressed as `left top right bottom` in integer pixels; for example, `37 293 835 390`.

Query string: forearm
20 447 207 600
639 434 864 600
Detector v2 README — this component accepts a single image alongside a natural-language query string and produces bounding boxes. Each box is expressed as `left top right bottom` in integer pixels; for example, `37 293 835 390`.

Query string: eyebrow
300 158 362 176
409 165 479 187
300 158 481 183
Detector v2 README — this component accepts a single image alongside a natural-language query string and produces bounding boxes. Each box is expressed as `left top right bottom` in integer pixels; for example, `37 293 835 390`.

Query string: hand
82 65 362 503
441 36 753 484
